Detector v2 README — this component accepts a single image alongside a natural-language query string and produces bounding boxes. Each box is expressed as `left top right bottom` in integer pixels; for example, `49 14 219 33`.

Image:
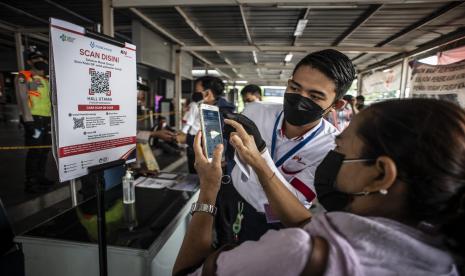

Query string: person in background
15 49 53 193
326 94 356 131
356 95 366 110
176 76 235 173
216 50 353 245
173 98 464 275
179 90 203 173
240 84 262 104
136 82 148 116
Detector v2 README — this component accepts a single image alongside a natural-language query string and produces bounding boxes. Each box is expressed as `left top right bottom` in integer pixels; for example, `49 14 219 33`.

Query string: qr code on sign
73 117 85 129
89 69 111 96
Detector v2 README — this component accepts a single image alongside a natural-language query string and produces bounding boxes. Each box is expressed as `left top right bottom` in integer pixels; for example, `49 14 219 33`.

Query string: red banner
59 136 136 157
78 105 120 111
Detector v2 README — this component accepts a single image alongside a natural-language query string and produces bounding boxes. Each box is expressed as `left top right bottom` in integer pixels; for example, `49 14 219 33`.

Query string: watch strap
190 202 217 216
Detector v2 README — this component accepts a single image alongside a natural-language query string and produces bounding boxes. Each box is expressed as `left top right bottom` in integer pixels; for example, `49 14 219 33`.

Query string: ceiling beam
0 2 48 24
181 45 408 53
332 4 382 46
361 27 465 72
0 21 48 42
113 0 457 8
129 8 232 79
239 4 262 78
44 0 94 24
239 5 253 46
352 1 464 62
175 6 240 78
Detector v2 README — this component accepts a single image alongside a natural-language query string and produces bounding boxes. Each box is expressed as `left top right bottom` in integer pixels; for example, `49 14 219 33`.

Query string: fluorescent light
235 80 248 84
277 5 357 9
382 68 391 73
192 69 220 76
252 51 258 64
285 53 293 62
294 19 308 36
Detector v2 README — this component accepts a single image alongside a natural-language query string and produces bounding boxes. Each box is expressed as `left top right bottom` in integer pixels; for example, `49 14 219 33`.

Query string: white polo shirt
231 102 339 213
181 101 201 136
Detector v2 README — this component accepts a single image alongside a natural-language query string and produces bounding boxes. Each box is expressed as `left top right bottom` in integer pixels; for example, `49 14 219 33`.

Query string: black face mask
283 93 327 126
192 92 204 102
33 61 49 73
314 150 376 211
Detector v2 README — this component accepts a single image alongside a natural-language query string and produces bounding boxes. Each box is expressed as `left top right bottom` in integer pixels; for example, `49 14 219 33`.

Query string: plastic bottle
122 170 135 204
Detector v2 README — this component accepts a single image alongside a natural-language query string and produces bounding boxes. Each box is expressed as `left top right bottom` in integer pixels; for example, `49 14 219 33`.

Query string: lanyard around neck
271 111 323 167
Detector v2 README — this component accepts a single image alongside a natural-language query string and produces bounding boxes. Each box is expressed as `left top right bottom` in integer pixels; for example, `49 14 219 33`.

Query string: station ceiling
0 0 464 84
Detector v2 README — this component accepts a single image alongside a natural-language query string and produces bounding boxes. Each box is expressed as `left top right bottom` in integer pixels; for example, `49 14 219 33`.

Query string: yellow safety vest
18 71 51 117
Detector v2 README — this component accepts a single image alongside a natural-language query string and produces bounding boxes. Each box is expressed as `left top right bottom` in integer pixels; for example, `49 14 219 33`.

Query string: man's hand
225 119 264 169
151 129 176 142
193 131 223 202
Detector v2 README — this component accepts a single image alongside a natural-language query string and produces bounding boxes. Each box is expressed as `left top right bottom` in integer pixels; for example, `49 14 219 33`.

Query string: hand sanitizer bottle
122 170 135 204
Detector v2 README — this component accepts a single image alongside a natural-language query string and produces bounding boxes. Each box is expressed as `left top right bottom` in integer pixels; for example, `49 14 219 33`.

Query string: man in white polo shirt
216 49 356 245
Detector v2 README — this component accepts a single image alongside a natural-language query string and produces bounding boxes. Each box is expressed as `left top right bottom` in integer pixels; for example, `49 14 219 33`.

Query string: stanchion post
174 49 182 130
149 110 154 129
88 159 125 276
69 178 78 207
399 57 409 99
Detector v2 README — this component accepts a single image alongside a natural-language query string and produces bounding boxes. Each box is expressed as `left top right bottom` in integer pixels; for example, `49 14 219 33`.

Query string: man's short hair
292 49 356 100
356 95 365 101
195 76 225 98
240 84 262 98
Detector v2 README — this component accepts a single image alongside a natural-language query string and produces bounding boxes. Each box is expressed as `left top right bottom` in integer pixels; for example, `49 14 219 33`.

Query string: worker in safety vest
14 50 54 193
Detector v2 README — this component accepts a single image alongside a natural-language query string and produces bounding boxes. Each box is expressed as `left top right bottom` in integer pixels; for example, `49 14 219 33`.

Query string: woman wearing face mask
173 98 464 276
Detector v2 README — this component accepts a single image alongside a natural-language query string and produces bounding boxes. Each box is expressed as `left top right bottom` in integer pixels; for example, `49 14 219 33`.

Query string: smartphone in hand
199 103 223 162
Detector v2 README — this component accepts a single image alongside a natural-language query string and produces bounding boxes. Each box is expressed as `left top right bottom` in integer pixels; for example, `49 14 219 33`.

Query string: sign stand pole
88 159 126 276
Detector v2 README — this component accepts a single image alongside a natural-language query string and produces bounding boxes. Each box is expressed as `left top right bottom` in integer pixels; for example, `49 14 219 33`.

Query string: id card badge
264 203 280 224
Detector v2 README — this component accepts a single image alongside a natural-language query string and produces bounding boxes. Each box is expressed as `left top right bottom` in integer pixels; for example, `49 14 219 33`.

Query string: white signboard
50 18 137 182
411 60 465 107
362 64 402 95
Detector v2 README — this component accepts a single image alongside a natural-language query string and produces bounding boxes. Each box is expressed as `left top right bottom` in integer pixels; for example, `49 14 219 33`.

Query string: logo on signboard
89 41 112 52
121 49 127 55
60 33 76 43
89 68 112 96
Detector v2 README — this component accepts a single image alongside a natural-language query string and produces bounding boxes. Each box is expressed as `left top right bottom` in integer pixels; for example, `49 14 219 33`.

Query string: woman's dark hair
293 49 355 100
195 76 225 99
357 98 465 257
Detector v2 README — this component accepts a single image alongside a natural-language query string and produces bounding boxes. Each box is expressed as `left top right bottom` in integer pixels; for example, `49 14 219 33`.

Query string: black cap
137 83 149 91
28 50 47 61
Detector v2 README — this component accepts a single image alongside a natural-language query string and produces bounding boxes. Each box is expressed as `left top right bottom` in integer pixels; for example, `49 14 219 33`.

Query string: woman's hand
193 131 223 202
225 119 264 169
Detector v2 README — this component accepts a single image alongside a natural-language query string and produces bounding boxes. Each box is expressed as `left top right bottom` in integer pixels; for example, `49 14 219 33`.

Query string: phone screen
201 108 223 159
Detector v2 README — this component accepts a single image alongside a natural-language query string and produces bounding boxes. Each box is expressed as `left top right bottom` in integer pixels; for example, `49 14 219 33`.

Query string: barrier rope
0 145 52 150
137 111 175 121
